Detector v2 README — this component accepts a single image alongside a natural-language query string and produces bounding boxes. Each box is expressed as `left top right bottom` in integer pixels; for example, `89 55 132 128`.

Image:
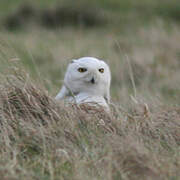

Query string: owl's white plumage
55 57 111 108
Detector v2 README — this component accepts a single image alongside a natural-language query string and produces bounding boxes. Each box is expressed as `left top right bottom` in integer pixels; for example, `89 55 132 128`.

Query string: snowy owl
55 57 111 109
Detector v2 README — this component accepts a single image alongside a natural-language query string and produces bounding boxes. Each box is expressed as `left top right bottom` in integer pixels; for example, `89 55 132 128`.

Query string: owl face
64 57 111 96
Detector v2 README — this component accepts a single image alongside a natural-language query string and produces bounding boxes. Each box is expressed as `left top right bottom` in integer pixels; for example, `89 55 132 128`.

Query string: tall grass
1 20 180 105
0 59 180 180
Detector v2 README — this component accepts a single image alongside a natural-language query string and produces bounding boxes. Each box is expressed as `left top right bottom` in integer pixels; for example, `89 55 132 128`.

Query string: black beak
91 77 95 84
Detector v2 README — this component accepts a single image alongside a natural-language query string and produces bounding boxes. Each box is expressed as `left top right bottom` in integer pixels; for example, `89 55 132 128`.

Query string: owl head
64 57 111 102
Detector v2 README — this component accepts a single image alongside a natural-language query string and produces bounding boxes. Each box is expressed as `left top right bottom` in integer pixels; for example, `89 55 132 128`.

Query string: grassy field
0 0 180 179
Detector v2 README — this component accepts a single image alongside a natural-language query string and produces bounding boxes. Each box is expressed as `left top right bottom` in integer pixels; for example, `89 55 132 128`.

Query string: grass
0 0 180 179
0 63 180 180
1 0 180 31
1 21 180 105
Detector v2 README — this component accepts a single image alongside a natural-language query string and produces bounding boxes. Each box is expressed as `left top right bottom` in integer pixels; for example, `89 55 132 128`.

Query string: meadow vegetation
0 0 180 179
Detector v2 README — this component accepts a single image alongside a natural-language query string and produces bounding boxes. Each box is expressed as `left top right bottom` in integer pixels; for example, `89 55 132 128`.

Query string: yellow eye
78 68 87 73
99 68 104 73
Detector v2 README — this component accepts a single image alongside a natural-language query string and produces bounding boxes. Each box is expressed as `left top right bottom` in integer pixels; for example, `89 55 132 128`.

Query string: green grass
0 0 180 33
1 0 180 21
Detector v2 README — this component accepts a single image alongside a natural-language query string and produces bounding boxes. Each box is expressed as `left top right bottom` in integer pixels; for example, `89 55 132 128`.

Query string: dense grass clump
0 69 179 180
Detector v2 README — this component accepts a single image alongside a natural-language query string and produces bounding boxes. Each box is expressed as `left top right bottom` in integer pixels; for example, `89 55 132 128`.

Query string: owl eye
99 68 104 73
78 67 87 73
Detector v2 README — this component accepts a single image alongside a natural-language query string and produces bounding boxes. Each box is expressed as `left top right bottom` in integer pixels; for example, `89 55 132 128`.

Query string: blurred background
0 0 180 106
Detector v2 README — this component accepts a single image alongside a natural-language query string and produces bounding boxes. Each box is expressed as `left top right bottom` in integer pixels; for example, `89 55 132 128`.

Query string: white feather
55 57 111 109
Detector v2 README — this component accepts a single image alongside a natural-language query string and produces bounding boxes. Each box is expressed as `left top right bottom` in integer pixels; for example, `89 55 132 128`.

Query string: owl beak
90 77 95 84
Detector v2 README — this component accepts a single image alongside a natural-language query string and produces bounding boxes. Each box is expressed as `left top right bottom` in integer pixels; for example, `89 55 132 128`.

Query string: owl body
66 93 108 107
55 57 111 108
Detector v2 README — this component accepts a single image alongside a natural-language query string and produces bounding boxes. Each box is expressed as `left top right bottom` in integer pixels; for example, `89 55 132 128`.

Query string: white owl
55 57 111 109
